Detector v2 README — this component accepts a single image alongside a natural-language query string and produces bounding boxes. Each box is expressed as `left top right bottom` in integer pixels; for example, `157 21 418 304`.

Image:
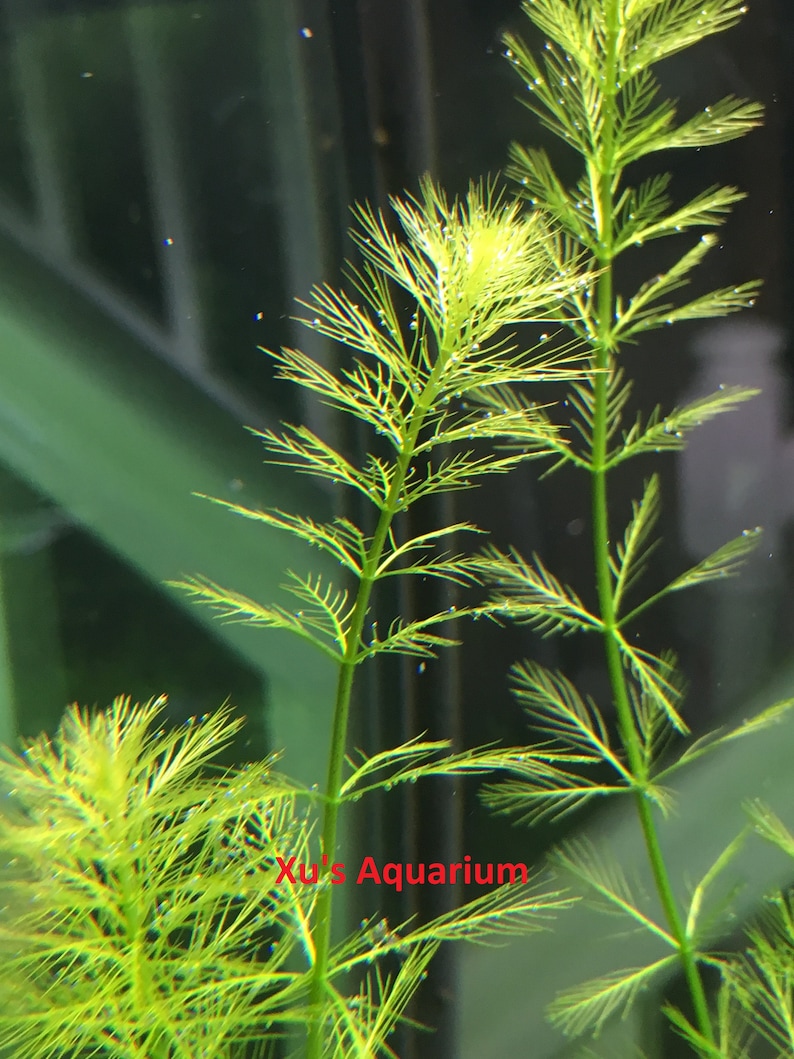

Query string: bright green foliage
0 697 314 1059
168 175 597 1058
472 0 794 1055
0 697 574 1059
0 156 593 1059
698 805 794 1058
1 2 791 1056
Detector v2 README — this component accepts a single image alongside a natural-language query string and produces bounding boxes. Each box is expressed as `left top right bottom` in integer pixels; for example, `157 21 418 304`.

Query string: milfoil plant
0 180 593 1059
1 2 792 1057
473 0 794 1056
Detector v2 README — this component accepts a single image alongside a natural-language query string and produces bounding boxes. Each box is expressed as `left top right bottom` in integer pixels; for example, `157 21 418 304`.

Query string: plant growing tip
0 2 791 1057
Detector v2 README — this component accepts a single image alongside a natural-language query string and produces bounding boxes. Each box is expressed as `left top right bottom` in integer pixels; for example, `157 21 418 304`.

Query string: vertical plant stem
305 505 394 1059
305 355 451 1059
586 0 716 1046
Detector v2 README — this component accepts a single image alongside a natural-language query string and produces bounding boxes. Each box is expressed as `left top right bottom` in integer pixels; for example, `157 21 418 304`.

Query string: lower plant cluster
0 697 574 1059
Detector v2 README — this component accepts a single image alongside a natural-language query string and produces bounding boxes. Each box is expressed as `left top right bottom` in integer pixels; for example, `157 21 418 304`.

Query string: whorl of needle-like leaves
273 177 591 472
173 177 593 664
0 699 577 1059
503 0 763 347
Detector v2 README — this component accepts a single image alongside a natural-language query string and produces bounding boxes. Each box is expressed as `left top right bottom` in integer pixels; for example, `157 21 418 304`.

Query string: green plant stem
305 504 396 1059
591 328 717 1059
305 345 454 1059
586 1 716 1047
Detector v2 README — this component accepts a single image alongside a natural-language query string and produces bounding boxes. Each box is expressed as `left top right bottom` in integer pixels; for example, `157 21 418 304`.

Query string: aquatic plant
0 1 791 1056
0 689 570 1059
172 176 594 1058
0 698 312 1059
472 0 794 1054
0 179 591 1058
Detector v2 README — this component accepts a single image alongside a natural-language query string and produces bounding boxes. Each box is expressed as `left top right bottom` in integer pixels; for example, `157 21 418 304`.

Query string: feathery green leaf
168 573 349 661
509 660 633 784
731 893 794 1057
554 838 676 947
658 698 794 781
549 956 679 1038
617 637 688 734
475 546 603 636
612 476 662 614
608 386 759 468
614 183 745 253
666 529 762 592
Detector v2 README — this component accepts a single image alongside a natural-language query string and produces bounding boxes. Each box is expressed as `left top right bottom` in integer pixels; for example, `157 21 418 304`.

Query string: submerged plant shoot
1 1 793 1057
475 0 794 1055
